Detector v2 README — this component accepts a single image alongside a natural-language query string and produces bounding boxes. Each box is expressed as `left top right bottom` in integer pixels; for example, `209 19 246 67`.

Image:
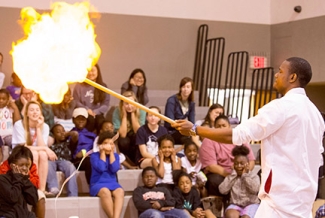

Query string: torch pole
84 78 176 125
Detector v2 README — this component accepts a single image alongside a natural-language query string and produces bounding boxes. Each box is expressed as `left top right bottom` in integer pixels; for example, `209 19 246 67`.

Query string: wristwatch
189 124 197 136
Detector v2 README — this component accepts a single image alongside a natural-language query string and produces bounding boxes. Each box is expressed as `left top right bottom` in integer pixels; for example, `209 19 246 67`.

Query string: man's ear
290 73 298 83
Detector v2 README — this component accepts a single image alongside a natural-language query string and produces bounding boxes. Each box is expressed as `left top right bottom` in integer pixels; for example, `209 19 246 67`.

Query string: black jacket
173 187 202 215
133 186 175 214
0 170 38 218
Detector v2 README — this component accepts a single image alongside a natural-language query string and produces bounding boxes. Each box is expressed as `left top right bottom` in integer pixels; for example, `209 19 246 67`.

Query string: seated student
12 100 57 194
200 115 255 198
164 77 195 145
152 134 181 193
90 131 124 218
93 120 138 169
0 89 20 161
121 68 149 105
0 146 46 218
113 91 146 164
196 103 224 128
6 72 22 100
52 87 77 131
15 87 54 128
181 139 207 197
73 64 110 132
0 146 39 218
219 146 260 218
135 106 168 169
69 107 96 185
316 204 325 218
192 103 224 146
172 171 216 218
46 124 78 197
133 166 189 218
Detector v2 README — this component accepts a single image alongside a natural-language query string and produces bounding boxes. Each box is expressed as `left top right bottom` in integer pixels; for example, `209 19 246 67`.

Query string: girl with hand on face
219 146 260 218
12 101 57 194
112 91 146 164
73 64 110 133
90 131 124 218
0 146 38 218
152 134 181 194
164 77 195 145
121 68 148 106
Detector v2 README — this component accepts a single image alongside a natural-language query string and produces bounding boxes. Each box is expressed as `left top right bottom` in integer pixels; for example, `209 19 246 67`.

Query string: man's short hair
286 57 312 88
142 166 158 177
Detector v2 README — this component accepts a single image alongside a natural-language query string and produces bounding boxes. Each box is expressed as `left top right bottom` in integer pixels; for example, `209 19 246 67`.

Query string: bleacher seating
45 143 262 218
47 170 143 218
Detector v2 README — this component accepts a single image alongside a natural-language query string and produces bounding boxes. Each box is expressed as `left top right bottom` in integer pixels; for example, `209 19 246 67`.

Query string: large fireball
11 2 101 103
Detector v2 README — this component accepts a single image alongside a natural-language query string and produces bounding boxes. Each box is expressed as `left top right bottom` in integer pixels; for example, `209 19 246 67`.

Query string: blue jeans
47 160 78 197
139 208 190 218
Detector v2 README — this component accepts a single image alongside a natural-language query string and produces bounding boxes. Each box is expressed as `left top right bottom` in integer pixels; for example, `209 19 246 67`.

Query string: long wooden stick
84 78 176 124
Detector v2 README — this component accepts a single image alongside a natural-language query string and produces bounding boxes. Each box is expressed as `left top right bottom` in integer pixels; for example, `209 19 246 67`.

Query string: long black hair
127 68 147 104
92 64 107 105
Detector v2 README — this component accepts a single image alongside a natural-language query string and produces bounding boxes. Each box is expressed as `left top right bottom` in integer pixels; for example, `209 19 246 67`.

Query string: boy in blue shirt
70 107 96 185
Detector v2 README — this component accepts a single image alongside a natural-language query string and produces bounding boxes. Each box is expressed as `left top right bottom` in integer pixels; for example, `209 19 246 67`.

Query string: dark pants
86 114 105 133
206 173 230 207
72 157 92 185
118 131 137 164
206 173 227 196
171 131 190 145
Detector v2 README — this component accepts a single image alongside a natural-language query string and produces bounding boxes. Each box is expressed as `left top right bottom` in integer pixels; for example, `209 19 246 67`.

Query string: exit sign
250 56 267 69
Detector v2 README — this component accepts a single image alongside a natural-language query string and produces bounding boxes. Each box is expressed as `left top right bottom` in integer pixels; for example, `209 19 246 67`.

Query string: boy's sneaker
44 188 60 198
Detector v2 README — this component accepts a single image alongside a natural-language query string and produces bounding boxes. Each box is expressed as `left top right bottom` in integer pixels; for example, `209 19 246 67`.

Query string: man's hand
172 120 194 136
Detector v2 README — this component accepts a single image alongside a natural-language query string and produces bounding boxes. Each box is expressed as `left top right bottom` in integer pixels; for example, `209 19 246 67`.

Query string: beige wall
271 16 325 83
0 7 270 91
1 6 324 111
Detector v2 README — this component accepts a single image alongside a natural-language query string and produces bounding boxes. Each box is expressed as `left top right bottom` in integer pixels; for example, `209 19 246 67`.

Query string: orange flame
11 2 101 103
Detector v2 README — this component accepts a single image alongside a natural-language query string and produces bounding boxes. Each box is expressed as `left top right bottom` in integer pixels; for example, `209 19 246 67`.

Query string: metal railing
223 51 249 122
248 67 277 118
193 24 225 106
193 24 208 92
192 24 278 122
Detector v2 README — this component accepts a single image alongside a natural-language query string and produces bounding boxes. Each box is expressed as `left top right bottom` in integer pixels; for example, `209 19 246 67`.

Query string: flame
11 2 101 103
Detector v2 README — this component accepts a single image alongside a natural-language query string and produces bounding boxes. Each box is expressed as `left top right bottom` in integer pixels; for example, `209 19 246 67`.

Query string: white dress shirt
232 88 325 218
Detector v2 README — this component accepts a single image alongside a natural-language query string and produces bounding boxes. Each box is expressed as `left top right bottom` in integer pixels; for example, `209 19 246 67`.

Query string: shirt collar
285 87 306 96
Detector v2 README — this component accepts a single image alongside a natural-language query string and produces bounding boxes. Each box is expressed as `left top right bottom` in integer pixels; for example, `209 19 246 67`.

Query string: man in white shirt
173 57 325 218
